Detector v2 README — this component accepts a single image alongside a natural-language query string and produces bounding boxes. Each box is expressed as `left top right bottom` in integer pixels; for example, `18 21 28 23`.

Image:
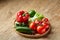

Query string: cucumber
16 27 33 34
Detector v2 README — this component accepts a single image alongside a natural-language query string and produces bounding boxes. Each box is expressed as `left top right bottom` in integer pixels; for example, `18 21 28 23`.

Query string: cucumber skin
16 27 32 34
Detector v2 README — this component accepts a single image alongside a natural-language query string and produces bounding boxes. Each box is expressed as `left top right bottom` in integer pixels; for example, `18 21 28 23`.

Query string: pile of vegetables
15 10 50 34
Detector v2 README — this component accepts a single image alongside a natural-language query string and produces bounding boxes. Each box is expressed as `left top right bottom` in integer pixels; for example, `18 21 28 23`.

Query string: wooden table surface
0 0 60 40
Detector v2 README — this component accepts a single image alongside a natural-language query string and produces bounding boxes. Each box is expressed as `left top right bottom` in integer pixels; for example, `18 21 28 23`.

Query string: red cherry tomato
34 20 43 26
29 22 37 31
41 29 46 34
34 20 39 24
37 26 46 34
38 21 43 25
42 18 50 28
42 18 48 22
42 22 49 29
42 18 50 25
37 23 49 34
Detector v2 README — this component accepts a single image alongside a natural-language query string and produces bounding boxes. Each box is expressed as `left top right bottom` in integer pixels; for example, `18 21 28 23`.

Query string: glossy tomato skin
42 18 48 22
42 22 49 29
42 18 50 29
37 26 46 34
38 21 43 25
34 20 43 26
42 18 50 25
29 22 37 31
37 22 49 34
34 20 39 24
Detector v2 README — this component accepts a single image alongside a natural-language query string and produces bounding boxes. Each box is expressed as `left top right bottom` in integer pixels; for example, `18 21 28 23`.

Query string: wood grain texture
0 0 60 40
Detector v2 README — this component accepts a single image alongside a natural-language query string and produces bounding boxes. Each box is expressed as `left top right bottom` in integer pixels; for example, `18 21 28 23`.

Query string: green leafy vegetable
28 13 44 23
34 13 44 20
